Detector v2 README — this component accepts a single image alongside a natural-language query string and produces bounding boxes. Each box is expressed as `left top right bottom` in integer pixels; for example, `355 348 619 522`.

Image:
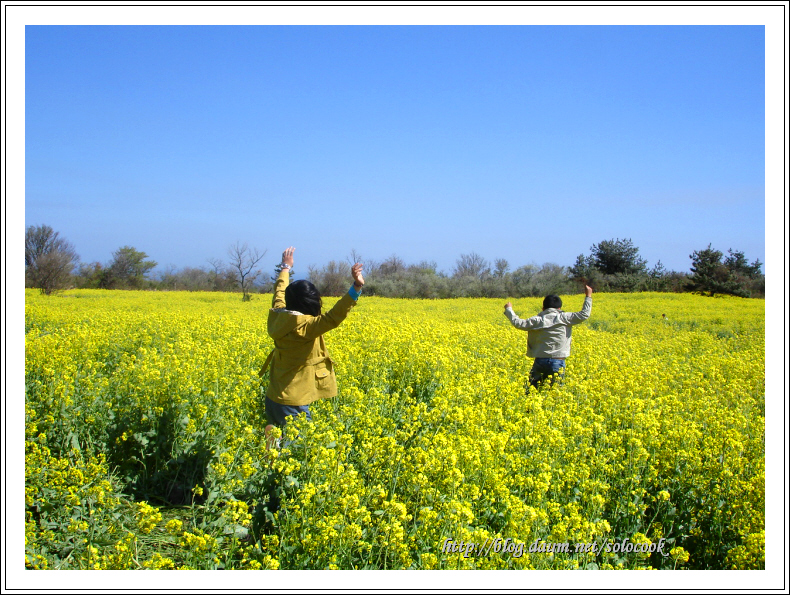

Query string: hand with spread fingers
282 246 295 269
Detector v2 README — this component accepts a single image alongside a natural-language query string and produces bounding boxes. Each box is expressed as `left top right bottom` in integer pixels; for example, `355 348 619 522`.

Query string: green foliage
102 246 158 289
687 245 760 298
569 253 594 281
570 239 654 293
75 262 105 289
308 260 351 297
723 249 763 279
38 231 760 300
589 238 647 276
510 263 574 297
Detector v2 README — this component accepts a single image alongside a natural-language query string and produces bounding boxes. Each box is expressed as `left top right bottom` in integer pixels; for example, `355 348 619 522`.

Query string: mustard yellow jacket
260 268 357 406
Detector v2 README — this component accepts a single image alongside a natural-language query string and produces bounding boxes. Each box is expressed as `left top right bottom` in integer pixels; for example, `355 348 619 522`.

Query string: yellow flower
670 546 690 566
24 288 765 570
165 519 183 535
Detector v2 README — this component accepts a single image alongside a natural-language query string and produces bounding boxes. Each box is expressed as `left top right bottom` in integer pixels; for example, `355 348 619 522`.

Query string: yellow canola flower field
25 289 764 570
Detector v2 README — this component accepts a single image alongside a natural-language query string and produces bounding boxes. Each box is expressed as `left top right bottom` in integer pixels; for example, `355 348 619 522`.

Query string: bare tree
158 264 181 290
207 258 227 291
409 260 438 275
494 258 510 278
207 257 224 275
208 259 239 292
453 252 491 279
346 248 364 268
378 254 406 278
25 224 79 295
309 260 351 297
228 242 267 301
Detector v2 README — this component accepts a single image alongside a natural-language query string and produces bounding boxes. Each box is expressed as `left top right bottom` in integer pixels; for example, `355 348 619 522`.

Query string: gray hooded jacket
504 297 592 359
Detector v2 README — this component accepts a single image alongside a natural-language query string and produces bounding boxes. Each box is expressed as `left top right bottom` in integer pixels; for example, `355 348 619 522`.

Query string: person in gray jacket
504 285 593 390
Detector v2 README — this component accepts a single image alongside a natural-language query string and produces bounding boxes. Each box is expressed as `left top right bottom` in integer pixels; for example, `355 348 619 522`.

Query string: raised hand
351 263 365 289
282 246 295 268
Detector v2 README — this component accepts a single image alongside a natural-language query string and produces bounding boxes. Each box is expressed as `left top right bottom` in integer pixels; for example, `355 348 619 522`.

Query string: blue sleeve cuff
348 285 362 301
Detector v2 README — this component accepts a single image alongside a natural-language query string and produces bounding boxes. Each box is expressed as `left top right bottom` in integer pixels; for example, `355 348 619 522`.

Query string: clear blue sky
24 24 767 277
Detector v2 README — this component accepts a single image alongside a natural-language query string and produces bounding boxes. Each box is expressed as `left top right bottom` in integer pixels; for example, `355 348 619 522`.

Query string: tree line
25 224 764 299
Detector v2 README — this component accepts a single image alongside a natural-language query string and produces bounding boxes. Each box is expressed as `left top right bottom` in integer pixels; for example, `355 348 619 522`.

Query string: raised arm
272 246 294 309
563 285 593 325
299 262 364 341
503 302 543 331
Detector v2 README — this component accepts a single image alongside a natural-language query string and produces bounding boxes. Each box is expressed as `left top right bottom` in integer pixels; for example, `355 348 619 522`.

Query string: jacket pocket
315 367 331 390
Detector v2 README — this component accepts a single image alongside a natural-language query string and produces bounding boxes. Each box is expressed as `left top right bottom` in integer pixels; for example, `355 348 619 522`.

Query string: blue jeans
529 358 566 390
265 397 313 428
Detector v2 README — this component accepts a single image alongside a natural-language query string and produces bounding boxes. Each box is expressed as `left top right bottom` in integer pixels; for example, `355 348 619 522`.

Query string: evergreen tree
688 244 750 297
589 238 647 275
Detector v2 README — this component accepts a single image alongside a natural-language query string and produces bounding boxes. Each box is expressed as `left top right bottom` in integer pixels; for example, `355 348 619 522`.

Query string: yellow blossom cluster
25 288 764 570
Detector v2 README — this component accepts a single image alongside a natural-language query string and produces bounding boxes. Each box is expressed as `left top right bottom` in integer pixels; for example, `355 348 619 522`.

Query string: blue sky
23 22 769 277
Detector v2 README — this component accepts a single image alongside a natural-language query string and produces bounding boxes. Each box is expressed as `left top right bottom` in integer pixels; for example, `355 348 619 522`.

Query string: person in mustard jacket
259 246 364 438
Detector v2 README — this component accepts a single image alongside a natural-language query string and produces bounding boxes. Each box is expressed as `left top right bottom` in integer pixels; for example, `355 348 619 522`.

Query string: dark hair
543 295 562 310
285 280 322 316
